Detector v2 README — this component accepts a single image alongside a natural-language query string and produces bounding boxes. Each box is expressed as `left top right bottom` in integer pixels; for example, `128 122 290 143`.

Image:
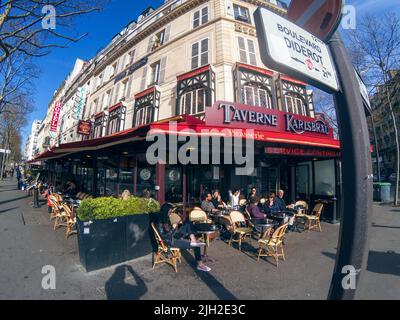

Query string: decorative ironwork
280 76 310 116
133 87 160 127
234 63 277 109
107 104 127 135
176 65 215 118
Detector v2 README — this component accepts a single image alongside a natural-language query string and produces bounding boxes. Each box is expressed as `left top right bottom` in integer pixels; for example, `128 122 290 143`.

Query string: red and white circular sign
287 0 345 42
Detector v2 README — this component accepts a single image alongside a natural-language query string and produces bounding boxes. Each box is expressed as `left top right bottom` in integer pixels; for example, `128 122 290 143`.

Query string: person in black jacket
156 203 211 272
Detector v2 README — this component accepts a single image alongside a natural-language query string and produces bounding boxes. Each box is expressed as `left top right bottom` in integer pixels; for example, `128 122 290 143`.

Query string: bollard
33 188 41 208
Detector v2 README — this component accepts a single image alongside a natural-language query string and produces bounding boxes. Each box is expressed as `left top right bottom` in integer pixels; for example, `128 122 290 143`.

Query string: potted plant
76 197 160 272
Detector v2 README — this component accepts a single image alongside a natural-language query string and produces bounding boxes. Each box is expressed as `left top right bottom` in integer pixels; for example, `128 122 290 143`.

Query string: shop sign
77 120 92 136
265 147 340 158
206 101 334 139
50 101 62 133
254 8 339 93
73 87 87 120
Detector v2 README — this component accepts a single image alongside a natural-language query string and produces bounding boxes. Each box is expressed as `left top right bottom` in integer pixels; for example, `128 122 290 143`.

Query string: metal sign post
255 2 373 300
327 32 373 300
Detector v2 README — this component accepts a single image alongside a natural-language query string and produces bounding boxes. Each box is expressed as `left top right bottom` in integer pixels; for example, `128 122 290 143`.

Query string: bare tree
0 102 28 179
0 52 36 116
346 12 400 206
313 88 339 138
0 0 108 64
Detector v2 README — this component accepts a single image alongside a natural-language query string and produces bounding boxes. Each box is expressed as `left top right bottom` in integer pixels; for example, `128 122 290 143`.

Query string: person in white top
228 189 240 208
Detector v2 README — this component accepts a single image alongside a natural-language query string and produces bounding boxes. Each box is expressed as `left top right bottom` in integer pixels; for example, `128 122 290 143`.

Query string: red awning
149 122 341 150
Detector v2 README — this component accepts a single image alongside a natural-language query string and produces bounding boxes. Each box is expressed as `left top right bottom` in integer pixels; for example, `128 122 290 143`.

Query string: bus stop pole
327 32 373 300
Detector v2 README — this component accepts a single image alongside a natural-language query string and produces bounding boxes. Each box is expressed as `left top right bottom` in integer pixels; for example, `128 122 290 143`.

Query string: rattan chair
151 223 181 273
228 211 253 251
257 223 289 267
48 195 63 222
303 203 324 232
62 204 77 239
189 209 211 224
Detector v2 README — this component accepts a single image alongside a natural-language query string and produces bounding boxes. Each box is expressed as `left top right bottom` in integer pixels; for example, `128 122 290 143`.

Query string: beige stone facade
36 0 318 153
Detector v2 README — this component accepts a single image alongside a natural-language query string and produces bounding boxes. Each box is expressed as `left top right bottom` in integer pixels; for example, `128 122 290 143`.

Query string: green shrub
77 197 160 221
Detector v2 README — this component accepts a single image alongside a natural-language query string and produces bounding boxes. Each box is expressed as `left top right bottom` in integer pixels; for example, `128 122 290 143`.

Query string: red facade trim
134 86 155 99
94 111 104 119
237 63 274 77
177 65 211 82
280 75 307 86
109 102 123 112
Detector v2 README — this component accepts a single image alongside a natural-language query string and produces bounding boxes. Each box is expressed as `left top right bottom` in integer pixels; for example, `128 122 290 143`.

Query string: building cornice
63 0 285 102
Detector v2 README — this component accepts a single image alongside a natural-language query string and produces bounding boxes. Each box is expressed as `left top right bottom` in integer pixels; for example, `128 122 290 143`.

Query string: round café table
251 218 275 239
193 224 220 263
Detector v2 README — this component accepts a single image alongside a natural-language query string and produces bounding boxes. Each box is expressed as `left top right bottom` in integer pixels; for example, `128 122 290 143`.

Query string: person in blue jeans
156 203 211 272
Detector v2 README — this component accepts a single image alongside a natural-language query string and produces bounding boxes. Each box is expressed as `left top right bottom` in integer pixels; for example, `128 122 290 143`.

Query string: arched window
241 83 273 108
285 92 307 116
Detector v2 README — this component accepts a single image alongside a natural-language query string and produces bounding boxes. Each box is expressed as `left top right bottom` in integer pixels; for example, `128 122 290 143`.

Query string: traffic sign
355 69 372 113
254 8 340 93
287 0 345 42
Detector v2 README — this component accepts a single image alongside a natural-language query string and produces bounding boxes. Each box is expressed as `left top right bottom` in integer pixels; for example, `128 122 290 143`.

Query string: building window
151 29 165 51
110 62 117 78
180 88 206 116
127 49 136 67
285 93 307 116
241 85 272 108
134 88 161 127
191 39 209 70
193 6 209 28
107 106 125 135
233 4 251 24
238 37 256 65
93 116 104 139
103 90 112 109
150 61 161 86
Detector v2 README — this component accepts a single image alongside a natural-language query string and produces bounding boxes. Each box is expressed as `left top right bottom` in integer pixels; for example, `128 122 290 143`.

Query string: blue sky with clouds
22 0 399 146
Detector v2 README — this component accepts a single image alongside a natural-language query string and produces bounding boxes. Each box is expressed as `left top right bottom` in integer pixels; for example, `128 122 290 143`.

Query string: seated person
211 190 225 209
201 192 220 215
228 189 240 209
265 193 280 217
247 196 267 220
156 203 211 272
247 187 258 202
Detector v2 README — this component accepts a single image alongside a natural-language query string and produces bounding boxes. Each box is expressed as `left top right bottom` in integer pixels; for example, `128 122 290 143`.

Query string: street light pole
327 32 373 300
382 71 400 206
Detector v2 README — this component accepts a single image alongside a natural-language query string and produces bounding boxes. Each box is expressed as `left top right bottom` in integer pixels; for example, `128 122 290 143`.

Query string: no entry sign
254 8 339 93
287 0 345 42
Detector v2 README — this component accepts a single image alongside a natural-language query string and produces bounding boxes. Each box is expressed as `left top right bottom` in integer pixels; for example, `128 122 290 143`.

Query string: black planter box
77 213 158 272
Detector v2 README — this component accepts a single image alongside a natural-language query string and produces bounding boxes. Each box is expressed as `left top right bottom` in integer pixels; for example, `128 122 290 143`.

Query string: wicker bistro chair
189 209 212 224
48 195 63 222
228 211 253 251
257 223 289 267
303 203 324 232
150 223 182 273
61 204 77 239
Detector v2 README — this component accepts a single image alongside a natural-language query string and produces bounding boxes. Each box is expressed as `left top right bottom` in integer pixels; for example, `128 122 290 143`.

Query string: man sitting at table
201 193 220 215
247 196 267 220
212 190 225 209
276 190 288 211
156 203 211 272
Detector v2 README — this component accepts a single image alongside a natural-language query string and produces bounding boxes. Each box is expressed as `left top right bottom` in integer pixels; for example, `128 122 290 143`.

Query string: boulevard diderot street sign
254 8 340 93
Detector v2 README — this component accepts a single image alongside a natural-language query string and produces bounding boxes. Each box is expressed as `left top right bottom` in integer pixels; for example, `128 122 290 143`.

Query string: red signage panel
205 101 335 140
265 147 340 158
50 101 62 132
77 120 92 136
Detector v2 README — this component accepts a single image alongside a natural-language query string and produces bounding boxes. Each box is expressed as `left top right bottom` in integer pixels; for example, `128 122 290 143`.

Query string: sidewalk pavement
0 178 398 300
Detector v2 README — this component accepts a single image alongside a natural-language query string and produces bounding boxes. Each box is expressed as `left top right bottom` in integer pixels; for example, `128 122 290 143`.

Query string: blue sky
22 0 399 145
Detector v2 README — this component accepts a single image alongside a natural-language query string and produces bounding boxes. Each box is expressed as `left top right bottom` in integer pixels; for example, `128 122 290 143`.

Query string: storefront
35 100 341 222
